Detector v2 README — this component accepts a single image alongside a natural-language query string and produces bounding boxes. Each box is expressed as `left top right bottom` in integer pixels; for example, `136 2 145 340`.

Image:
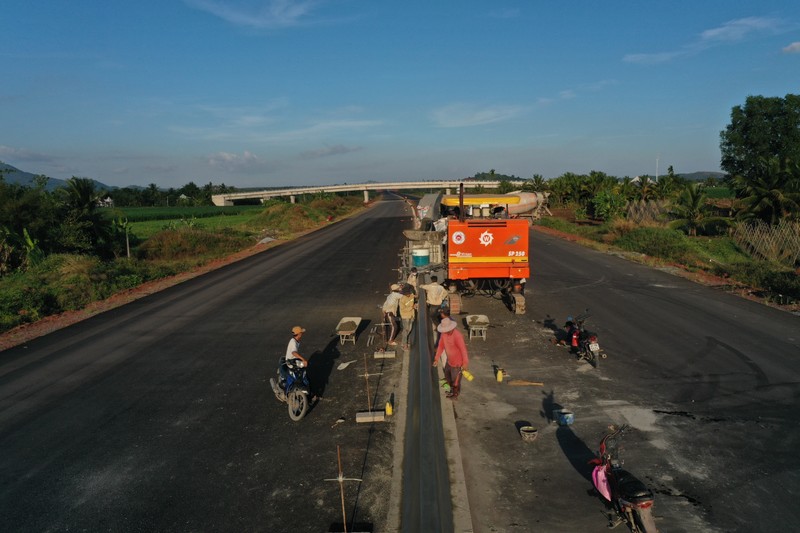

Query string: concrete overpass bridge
211 180 527 206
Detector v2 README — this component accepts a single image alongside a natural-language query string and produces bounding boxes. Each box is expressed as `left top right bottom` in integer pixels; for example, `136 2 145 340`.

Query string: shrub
136 227 251 261
613 227 695 263
723 262 800 300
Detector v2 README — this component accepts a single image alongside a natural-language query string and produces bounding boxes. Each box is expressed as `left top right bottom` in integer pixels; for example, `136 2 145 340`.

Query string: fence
732 220 800 267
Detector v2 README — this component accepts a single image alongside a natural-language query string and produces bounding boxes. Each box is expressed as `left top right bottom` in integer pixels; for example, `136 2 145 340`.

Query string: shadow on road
308 338 341 398
541 389 596 483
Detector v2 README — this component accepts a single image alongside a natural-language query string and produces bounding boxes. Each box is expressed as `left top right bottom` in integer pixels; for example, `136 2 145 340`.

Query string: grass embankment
0 196 365 333
536 216 800 306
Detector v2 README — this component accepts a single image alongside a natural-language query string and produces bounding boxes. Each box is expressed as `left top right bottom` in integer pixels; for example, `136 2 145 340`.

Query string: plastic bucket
519 426 538 442
553 409 574 426
412 249 430 267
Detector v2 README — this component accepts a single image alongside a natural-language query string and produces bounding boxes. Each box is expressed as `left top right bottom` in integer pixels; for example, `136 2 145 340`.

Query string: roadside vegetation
528 94 800 307
0 181 366 333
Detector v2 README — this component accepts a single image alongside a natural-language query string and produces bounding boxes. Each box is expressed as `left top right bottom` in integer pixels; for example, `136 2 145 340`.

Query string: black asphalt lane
0 198 413 532
449 228 800 533
5 203 800 533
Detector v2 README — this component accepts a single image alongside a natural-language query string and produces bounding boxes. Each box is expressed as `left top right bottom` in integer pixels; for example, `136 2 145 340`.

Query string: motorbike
568 312 604 368
269 357 311 421
589 424 657 532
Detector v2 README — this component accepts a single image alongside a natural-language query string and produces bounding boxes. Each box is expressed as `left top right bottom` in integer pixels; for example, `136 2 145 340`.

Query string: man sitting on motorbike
281 325 308 385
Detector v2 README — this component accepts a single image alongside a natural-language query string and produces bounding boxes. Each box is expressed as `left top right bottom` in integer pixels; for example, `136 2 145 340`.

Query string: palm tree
732 157 800 224
61 177 102 216
524 174 547 192
668 183 727 236
56 177 111 255
616 177 638 204
654 174 677 200
636 175 656 201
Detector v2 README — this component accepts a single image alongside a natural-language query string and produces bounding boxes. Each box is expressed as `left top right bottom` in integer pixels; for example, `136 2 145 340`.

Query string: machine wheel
287 388 309 421
633 507 657 533
592 351 600 369
448 293 462 314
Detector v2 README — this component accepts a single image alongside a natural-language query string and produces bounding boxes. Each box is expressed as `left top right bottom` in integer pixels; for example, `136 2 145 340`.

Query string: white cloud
624 16 784 64
184 0 322 29
0 145 56 163
700 17 780 43
207 150 265 171
783 41 800 54
431 103 527 128
299 144 362 159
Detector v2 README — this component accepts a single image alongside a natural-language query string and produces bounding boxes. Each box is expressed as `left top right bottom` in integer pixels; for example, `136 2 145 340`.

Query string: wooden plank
356 410 385 423
507 379 544 386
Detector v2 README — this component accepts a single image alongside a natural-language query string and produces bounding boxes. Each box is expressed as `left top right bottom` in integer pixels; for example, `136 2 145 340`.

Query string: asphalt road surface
0 198 412 532
2 198 799 533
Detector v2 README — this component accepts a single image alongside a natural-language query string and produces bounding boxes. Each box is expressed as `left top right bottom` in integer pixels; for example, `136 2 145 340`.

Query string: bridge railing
211 180 527 206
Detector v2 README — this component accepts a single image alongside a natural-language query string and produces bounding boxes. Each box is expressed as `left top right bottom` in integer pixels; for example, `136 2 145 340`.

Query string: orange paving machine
404 185 530 314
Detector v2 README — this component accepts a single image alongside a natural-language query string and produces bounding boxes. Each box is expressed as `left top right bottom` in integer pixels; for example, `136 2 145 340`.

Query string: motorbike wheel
591 350 600 369
633 507 657 533
287 388 309 421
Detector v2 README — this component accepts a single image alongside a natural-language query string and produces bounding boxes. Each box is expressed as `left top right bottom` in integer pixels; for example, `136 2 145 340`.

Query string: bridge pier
363 190 369 203
289 195 296 204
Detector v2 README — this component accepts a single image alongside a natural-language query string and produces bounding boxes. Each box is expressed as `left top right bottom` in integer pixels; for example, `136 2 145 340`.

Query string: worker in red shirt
432 315 469 399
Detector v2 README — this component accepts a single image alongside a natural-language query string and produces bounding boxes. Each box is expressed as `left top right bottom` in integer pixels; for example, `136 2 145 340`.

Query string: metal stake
324 445 362 533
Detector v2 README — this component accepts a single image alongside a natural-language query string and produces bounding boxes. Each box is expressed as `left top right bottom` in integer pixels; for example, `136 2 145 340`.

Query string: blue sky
2 1 799 188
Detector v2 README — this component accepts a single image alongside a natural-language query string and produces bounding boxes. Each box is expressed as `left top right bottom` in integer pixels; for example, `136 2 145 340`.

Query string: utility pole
656 154 660 181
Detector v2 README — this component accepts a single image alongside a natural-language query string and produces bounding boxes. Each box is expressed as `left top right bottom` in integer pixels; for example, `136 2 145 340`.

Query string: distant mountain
678 171 727 182
0 161 114 191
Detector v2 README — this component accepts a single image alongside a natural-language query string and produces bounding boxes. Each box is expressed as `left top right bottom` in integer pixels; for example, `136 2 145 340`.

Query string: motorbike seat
614 469 654 503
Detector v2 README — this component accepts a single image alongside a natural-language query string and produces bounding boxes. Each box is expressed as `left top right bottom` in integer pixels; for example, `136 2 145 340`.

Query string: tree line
487 93 800 236
0 176 237 274
105 181 237 207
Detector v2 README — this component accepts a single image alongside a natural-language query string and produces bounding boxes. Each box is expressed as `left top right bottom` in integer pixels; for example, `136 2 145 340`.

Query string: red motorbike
589 424 657 532
566 313 604 368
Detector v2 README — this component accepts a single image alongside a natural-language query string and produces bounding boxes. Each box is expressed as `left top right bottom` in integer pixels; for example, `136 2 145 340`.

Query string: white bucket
412 249 430 267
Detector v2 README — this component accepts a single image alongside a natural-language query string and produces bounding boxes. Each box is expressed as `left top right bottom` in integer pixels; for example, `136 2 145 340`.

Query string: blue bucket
554 409 574 426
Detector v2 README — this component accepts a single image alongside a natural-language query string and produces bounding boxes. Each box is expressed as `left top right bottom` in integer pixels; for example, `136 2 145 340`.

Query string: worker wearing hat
381 283 403 346
433 315 469 399
286 326 308 366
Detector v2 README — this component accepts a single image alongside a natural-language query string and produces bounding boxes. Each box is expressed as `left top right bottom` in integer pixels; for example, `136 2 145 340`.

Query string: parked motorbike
590 424 657 532
269 357 311 421
568 313 604 368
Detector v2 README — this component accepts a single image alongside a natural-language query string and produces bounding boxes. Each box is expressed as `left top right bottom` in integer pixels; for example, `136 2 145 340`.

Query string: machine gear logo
452 231 466 245
479 230 494 247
